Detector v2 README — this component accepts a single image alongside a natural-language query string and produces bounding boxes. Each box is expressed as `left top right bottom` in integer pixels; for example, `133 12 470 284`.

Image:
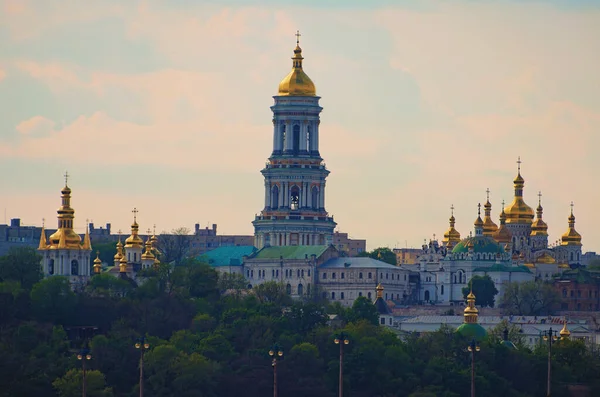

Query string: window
70 260 79 275
271 185 279 209
368 272 372 279
368 292 372 299
290 186 300 210
308 270 310 277
251 270 254 278
292 125 300 153
380 318 385 325
359 272 363 279
385 293 388 300
404 275 407 281
331 292 335 300
386 273 389 280
570 290 574 297
341 292 345 300
380 273 383 279
323 272 327 280
301 269 304 277
311 186 319 210
563 289 567 297
276 269 279 277
441 285 445 295
48 259 55 275
341 272 345 279
286 284 292 295
297 269 300 277
272 269 275 278
359 292 363 297
298 284 303 296
332 272 336 279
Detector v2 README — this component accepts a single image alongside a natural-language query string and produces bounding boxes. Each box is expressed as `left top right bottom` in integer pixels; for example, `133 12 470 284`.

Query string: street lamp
268 344 283 397
543 327 562 397
76 347 92 397
467 339 480 397
334 332 350 397
135 337 150 397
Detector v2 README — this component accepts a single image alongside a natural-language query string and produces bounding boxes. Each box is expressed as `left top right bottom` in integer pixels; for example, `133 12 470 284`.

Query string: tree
487 319 525 347
52 368 113 397
0 246 42 289
499 281 562 315
588 258 600 270
358 247 397 266
344 296 380 326
462 275 499 307
253 281 292 306
30 276 77 324
217 272 247 295
157 227 194 266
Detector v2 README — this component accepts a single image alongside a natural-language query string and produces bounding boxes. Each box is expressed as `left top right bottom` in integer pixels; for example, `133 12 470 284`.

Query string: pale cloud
15 115 56 136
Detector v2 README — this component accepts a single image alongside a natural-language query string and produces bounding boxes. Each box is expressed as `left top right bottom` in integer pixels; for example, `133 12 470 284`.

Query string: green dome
456 323 487 341
451 236 504 255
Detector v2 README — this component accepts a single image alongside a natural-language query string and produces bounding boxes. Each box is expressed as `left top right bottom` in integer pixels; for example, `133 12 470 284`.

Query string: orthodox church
407 161 583 304
38 175 92 286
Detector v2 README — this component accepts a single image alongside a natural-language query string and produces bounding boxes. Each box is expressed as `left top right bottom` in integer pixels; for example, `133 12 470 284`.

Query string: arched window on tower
290 185 300 210
311 186 319 210
292 125 300 154
71 260 79 276
48 259 55 275
306 125 311 152
271 185 279 209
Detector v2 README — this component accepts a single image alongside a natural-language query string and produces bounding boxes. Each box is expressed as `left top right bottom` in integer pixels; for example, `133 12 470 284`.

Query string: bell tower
253 32 336 248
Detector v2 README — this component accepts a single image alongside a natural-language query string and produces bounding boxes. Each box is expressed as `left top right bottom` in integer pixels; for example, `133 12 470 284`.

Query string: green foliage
0 246 42 289
358 247 397 265
52 368 113 397
463 275 499 308
30 276 76 324
499 281 563 315
343 296 380 326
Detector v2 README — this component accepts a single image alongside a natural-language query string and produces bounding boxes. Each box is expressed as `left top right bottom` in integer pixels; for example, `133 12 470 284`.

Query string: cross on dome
517 156 522 173
64 171 70 186
451 204 455 216
132 207 138 222
486 188 490 201
538 191 542 205
295 30 301 44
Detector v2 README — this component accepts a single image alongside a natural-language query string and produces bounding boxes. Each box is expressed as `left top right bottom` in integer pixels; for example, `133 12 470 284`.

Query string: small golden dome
561 204 582 246
141 238 155 260
493 206 513 244
560 320 571 338
93 251 102 274
443 205 461 248
505 159 535 224
125 209 145 248
277 33 316 97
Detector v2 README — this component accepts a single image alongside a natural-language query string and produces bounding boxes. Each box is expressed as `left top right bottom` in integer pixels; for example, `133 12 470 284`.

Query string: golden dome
119 255 127 273
443 205 461 248
504 159 535 224
141 238 155 260
561 204 582 246
464 290 479 323
93 251 102 274
560 320 571 338
47 178 87 250
125 208 144 248
114 238 123 260
483 193 498 236
493 205 513 244
535 252 556 264
277 33 316 97
531 192 548 236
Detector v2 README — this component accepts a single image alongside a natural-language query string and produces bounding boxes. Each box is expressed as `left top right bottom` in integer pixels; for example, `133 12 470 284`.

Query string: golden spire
150 224 158 246
125 207 144 248
474 203 484 235
531 191 549 236
561 202 582 246
493 200 513 245
114 231 124 261
141 232 155 260
464 286 479 324
48 173 84 249
82 219 92 250
38 219 47 250
376 283 384 299
560 319 571 338
93 251 102 274
483 188 498 236
443 204 461 248
277 30 316 96
504 157 535 224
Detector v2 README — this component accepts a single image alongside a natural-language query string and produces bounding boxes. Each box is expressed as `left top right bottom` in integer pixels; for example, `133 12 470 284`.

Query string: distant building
191 223 254 255
393 248 421 265
0 218 49 255
554 268 600 311
333 231 366 257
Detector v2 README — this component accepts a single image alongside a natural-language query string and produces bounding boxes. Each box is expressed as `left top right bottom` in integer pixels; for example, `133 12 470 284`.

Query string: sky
0 0 599 252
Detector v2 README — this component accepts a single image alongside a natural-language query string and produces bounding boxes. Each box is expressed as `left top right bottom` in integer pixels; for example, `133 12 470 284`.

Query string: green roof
456 323 487 341
474 264 532 273
452 236 504 254
251 245 330 260
199 246 257 267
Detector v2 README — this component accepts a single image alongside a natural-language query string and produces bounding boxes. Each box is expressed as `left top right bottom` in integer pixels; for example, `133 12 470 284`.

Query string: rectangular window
380 318 385 325
322 272 327 280
332 272 336 279
341 272 345 279
341 292 345 300
368 272 372 279
359 272 363 279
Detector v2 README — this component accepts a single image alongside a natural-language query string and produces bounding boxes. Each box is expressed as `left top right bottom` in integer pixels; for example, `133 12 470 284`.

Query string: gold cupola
277 31 316 97
561 202 582 246
560 319 571 339
125 208 144 249
47 173 86 250
114 233 124 262
119 254 128 273
504 158 535 224
93 251 102 274
474 203 484 236
493 201 513 245
531 191 549 236
141 234 155 261
443 204 461 248
463 290 479 323
482 189 498 236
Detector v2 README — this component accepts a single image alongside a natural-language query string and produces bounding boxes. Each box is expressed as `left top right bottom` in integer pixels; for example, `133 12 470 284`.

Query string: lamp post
467 339 480 397
76 347 92 397
334 332 350 397
135 337 150 397
268 344 283 397
543 327 560 397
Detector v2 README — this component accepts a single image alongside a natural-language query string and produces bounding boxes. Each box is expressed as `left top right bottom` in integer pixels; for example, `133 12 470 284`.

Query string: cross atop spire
517 156 522 173
570 201 574 215
42 217 45 227
486 188 490 202
538 191 542 206
295 30 301 44
477 202 481 216
132 207 138 222
64 171 70 186
451 204 455 216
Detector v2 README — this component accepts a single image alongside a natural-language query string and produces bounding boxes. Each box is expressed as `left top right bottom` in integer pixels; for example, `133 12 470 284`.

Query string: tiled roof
251 245 330 260
199 245 257 267
320 257 398 269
